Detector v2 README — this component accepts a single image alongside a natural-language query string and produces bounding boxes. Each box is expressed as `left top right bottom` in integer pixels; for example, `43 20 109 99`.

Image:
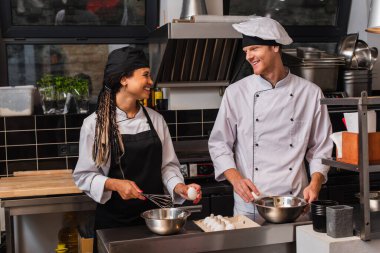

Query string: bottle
154 87 163 109
55 243 68 253
58 213 79 253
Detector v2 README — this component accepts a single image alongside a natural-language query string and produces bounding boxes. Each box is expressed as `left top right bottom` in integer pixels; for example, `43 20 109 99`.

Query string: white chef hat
232 16 293 47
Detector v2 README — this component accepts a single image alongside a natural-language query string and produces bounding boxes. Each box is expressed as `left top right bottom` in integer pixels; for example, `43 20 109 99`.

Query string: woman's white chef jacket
73 106 184 204
208 72 333 214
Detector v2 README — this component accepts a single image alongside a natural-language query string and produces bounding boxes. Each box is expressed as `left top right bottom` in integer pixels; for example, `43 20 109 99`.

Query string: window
1 0 158 38
6 43 148 97
0 0 158 89
223 0 351 42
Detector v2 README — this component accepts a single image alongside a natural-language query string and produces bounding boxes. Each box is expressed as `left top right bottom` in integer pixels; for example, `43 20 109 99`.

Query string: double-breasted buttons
255 143 259 147
255 168 258 171
256 94 260 97
290 93 293 97
290 144 293 147
256 118 259 122
290 118 294 121
289 168 292 171
290 191 293 194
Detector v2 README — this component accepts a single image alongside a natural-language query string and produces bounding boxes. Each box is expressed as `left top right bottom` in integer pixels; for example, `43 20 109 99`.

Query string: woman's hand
105 178 145 200
174 183 202 204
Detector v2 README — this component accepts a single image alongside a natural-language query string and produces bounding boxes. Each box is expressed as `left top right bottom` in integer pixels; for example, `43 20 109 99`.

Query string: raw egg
187 187 197 200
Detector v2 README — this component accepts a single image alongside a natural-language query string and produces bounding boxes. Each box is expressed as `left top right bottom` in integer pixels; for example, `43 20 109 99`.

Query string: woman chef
73 47 201 232
208 17 333 217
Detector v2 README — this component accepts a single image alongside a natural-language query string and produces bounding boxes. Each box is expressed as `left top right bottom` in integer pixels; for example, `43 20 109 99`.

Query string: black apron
94 106 164 230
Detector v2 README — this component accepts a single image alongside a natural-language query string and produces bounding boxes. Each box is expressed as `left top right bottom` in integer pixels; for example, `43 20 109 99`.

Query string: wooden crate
337 132 380 165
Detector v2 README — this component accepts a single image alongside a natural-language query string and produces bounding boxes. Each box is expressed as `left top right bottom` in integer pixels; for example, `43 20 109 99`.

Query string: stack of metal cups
337 33 378 97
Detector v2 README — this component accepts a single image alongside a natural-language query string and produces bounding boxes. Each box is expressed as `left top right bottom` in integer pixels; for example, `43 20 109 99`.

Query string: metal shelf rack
321 91 380 241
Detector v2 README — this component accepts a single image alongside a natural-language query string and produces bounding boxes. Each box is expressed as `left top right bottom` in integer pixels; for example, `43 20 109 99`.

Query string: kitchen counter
97 215 312 253
0 171 233 253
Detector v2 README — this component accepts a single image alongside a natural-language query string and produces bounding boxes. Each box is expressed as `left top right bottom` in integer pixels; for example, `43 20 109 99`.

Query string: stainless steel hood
149 22 243 88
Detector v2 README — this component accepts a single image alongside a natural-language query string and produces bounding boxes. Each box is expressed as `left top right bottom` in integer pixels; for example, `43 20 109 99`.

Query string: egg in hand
187 187 197 200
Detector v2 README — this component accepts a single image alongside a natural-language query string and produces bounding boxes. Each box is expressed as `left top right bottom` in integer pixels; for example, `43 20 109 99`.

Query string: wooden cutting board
0 170 82 198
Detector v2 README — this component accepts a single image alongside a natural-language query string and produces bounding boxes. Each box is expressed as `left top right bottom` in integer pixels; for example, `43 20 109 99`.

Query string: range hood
149 22 243 88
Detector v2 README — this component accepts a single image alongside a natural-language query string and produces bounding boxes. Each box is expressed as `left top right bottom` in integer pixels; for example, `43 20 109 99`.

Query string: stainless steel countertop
97 215 312 253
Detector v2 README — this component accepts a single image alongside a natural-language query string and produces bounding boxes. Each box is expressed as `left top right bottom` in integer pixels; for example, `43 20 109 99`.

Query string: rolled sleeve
212 154 237 181
166 176 185 204
309 159 330 184
89 174 112 204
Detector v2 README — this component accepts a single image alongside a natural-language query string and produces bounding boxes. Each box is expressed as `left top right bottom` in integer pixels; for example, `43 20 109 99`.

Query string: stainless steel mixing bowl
254 196 308 224
141 208 191 235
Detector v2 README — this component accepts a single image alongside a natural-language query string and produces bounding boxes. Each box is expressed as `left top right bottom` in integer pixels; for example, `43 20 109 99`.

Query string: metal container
355 192 380 212
180 0 207 20
289 65 340 91
283 49 344 91
254 196 308 224
296 47 324 59
337 33 359 67
141 208 191 235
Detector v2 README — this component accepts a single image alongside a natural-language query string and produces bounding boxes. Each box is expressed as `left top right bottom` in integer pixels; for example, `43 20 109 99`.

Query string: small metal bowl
254 196 308 223
141 208 191 235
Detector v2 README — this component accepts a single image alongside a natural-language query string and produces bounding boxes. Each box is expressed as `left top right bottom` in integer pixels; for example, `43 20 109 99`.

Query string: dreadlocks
91 46 149 167
92 84 124 167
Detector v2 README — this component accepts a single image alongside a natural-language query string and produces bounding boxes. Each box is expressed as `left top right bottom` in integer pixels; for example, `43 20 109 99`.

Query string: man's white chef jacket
208 72 333 214
73 106 184 204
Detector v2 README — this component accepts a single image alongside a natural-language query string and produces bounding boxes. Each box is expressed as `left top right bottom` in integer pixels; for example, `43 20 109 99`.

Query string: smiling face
243 45 280 76
120 67 153 100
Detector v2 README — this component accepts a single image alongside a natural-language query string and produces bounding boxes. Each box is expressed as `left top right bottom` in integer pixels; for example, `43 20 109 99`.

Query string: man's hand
105 178 145 200
224 168 260 202
303 172 325 203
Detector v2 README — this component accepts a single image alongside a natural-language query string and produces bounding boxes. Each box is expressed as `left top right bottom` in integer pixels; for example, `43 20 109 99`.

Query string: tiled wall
0 109 218 176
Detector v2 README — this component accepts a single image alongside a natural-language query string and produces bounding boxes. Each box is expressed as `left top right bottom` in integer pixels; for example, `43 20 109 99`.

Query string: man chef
208 16 333 216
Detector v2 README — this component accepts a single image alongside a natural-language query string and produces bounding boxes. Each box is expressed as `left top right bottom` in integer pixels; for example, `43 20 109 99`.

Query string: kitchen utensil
370 47 378 70
353 40 372 70
180 0 208 20
326 205 353 238
142 194 173 208
310 200 339 233
254 196 307 223
141 207 191 235
337 33 359 67
355 191 380 212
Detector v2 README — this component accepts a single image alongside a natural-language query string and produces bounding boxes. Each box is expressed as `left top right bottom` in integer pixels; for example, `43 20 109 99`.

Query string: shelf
321 92 380 241
157 81 229 88
321 96 380 106
322 158 380 173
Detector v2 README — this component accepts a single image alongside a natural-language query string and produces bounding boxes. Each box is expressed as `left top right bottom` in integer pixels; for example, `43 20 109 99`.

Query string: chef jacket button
256 94 259 97
290 118 294 121
290 93 293 97
290 144 293 147
255 143 259 147
290 191 293 194
255 168 258 171
256 118 259 122
289 168 292 171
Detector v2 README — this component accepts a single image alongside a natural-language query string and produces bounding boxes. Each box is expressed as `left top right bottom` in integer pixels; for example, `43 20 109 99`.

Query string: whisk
142 193 173 208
